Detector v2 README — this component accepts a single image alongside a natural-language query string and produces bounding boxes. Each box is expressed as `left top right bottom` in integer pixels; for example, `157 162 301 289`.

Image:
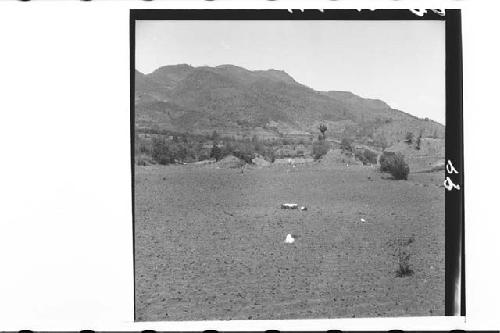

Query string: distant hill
135 64 444 146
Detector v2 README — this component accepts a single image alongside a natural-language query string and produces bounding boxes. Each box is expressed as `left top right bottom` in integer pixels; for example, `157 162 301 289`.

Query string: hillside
135 64 444 146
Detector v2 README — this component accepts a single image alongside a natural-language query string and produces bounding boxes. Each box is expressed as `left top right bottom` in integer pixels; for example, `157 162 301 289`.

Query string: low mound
193 158 216 166
252 155 272 167
216 155 246 169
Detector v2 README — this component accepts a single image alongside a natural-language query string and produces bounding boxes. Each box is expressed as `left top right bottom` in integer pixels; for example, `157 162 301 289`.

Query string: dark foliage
210 144 223 161
395 248 414 277
152 137 175 165
380 153 409 180
405 131 414 143
379 154 392 172
355 148 378 165
312 140 330 160
319 123 328 139
363 149 378 164
340 138 353 152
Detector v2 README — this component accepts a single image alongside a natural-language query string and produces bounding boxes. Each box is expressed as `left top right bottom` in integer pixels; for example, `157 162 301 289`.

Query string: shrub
380 153 409 180
312 141 329 160
363 149 378 164
210 144 223 161
354 150 367 164
395 247 414 277
219 140 256 164
379 154 391 172
355 148 378 165
262 148 276 163
340 138 353 152
405 131 414 143
151 136 198 164
233 150 254 164
152 137 174 165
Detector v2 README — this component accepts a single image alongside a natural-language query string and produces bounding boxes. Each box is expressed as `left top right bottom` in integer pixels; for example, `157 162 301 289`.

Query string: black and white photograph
132 10 454 321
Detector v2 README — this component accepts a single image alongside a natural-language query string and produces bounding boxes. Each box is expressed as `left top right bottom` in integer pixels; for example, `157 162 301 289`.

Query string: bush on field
151 137 193 165
395 247 414 277
232 150 254 164
262 149 276 163
363 149 378 164
354 150 365 164
380 153 409 180
210 144 223 161
312 140 330 160
340 137 353 152
218 139 276 164
379 154 391 172
152 137 175 165
354 149 378 165
219 141 253 164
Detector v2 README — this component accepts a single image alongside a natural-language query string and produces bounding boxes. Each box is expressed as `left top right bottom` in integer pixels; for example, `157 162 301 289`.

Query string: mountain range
135 64 444 145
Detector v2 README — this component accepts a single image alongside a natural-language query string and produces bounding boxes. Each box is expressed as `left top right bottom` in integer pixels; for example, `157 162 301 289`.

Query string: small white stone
284 234 295 244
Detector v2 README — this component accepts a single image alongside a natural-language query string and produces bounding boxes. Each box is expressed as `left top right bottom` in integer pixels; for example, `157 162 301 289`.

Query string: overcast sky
136 20 445 124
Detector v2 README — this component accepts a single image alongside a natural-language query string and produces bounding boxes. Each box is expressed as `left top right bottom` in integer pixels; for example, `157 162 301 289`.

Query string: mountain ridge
135 64 444 145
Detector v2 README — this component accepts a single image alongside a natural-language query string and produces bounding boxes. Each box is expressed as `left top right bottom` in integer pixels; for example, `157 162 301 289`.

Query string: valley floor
134 162 444 321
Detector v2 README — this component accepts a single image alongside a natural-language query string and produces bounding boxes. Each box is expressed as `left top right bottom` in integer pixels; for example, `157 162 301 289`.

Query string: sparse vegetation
387 236 415 278
395 247 414 277
312 140 329 160
373 134 388 150
138 131 281 166
340 138 353 152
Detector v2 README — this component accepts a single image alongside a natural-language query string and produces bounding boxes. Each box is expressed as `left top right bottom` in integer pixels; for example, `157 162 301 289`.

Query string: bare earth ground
134 163 444 321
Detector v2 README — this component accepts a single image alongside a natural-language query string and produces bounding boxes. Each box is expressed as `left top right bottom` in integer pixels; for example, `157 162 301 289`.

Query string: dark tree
210 144 222 161
416 129 424 150
319 124 328 140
